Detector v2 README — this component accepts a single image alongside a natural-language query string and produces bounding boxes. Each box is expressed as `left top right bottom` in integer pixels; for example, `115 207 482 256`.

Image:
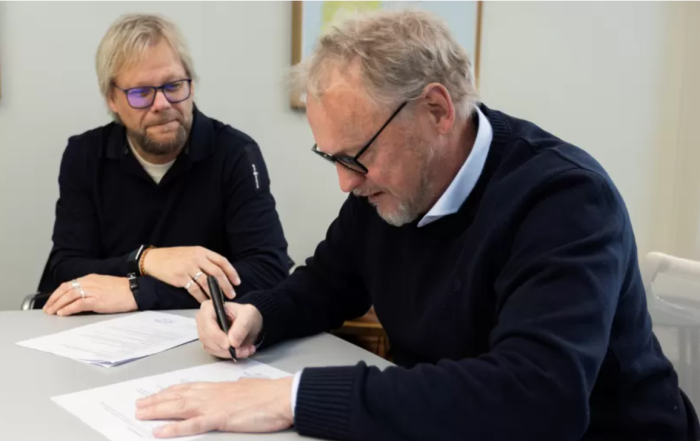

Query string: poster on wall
290 0 482 109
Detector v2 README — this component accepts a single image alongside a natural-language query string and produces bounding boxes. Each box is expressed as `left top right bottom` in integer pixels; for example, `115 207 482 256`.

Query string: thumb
223 302 237 322
228 306 258 348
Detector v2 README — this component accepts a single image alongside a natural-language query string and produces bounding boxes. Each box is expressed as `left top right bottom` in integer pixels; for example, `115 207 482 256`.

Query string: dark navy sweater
239 105 698 440
47 108 291 309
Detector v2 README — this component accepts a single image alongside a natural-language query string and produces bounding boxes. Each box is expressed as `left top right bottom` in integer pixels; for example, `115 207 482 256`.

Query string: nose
151 89 172 111
336 163 364 193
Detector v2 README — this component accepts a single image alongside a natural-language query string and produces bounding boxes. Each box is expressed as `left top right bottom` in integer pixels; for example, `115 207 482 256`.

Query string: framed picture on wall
290 0 483 109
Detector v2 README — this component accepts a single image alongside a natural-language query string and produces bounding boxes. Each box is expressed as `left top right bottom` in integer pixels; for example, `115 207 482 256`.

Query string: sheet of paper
52 360 290 441
17 311 198 367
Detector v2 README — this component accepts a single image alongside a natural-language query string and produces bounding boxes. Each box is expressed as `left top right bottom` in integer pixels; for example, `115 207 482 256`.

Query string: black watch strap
128 273 140 307
126 245 147 275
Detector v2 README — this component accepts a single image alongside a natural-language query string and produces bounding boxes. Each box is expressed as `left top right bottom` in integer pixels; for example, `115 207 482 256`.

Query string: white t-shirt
127 138 175 184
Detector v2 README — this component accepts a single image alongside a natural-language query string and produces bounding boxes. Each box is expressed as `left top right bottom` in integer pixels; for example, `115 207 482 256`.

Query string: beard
128 112 192 157
369 167 434 227
354 141 437 227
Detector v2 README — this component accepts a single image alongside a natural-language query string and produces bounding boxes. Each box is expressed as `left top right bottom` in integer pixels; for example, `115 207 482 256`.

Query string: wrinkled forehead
306 68 387 155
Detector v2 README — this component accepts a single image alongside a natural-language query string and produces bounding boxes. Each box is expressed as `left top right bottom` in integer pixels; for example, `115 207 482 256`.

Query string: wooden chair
332 307 391 360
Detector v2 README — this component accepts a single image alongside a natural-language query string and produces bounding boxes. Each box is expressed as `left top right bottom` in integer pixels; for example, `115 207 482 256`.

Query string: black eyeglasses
312 101 408 174
113 79 192 109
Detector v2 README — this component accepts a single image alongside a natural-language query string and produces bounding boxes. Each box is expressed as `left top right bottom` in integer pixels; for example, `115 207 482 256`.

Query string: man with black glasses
136 10 698 441
43 14 292 316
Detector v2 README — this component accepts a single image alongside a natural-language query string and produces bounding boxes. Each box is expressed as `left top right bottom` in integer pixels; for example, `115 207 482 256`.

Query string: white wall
479 1 692 259
0 2 697 309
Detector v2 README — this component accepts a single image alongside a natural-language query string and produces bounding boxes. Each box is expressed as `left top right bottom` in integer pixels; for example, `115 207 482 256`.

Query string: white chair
644 252 700 409
644 251 700 311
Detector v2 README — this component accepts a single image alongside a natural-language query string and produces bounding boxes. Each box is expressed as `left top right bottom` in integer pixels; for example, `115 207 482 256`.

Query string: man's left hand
135 377 294 438
43 275 137 316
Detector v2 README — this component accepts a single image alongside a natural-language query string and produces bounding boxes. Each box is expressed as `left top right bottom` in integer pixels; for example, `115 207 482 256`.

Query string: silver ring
79 289 86 299
184 279 195 290
193 271 204 282
72 280 81 290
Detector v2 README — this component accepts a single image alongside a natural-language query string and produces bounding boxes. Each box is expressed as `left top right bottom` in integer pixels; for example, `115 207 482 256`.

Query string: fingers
57 298 94 316
228 307 258 349
136 384 188 409
135 395 199 421
184 275 208 303
43 282 73 313
207 253 240 287
198 260 236 300
153 415 219 439
196 301 233 359
224 302 238 323
45 287 83 315
233 344 257 359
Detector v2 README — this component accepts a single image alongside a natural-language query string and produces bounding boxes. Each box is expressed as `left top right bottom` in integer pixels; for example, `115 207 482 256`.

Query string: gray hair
291 9 479 117
95 14 197 119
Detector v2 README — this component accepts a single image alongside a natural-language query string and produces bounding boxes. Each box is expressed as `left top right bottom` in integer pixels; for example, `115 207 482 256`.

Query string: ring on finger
79 289 86 299
193 271 204 282
72 279 81 290
185 279 195 290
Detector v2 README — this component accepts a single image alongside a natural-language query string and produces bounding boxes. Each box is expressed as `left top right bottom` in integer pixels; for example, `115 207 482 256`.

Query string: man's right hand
143 247 240 303
197 300 263 359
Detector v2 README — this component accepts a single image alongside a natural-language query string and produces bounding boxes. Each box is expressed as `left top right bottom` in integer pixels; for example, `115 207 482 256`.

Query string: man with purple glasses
42 14 292 316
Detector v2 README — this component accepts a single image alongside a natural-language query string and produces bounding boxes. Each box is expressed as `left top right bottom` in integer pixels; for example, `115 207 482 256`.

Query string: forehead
306 68 384 155
115 40 187 87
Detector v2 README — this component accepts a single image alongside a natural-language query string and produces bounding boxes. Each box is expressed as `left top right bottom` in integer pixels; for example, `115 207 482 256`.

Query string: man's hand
144 247 240 303
43 275 137 316
197 300 263 359
135 376 294 437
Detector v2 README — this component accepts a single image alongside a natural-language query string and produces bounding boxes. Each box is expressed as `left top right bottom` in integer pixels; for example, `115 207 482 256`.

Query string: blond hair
96 14 196 118
292 9 479 118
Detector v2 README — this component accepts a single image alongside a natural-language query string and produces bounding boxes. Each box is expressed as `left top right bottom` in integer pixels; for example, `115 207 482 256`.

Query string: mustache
353 188 382 197
146 113 183 128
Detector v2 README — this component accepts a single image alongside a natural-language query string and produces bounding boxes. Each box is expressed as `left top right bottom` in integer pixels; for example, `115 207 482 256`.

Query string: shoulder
486 107 617 196
205 114 263 161
60 121 121 169
483 107 628 225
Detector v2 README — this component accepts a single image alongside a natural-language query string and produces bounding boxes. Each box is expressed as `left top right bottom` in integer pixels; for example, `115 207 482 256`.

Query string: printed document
17 311 198 367
52 360 290 441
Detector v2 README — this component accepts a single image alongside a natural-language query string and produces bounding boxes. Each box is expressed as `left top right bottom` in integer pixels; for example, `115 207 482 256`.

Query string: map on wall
291 1 482 108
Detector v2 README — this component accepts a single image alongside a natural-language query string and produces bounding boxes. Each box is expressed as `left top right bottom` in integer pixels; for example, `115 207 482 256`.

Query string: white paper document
52 360 290 441
17 311 198 367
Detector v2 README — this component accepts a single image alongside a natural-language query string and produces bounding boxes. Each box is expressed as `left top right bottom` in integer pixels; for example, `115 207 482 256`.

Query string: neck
128 136 182 165
423 115 477 211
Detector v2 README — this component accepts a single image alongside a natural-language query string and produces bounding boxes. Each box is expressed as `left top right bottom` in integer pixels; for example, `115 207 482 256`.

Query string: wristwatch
128 273 140 307
126 245 147 275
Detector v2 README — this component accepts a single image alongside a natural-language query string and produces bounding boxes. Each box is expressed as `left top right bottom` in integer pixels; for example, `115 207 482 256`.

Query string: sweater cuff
294 365 358 440
134 276 160 310
235 290 289 349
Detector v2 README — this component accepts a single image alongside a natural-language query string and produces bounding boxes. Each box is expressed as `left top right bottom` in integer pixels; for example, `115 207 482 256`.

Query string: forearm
49 251 129 285
233 252 290 298
135 276 200 310
237 265 370 349
296 348 590 441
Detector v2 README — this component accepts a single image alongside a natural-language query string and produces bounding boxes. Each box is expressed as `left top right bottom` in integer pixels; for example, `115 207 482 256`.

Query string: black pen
207 276 238 362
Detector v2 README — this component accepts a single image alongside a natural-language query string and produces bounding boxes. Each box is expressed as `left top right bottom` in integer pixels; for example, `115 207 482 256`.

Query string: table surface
0 310 394 441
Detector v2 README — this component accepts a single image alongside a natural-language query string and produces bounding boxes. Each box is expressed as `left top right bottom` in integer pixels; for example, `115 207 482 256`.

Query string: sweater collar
418 105 493 227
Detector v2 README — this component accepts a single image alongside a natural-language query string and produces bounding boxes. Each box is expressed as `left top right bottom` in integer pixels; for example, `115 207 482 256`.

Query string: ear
422 83 455 135
107 88 119 115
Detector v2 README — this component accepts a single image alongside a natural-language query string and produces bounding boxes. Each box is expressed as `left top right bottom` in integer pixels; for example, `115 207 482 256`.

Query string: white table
0 310 394 440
